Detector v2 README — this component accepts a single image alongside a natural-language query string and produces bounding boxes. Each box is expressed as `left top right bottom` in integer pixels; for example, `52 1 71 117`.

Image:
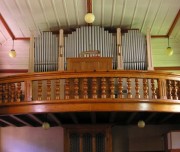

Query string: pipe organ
122 30 147 70
64 26 117 69
33 26 149 72
34 32 59 72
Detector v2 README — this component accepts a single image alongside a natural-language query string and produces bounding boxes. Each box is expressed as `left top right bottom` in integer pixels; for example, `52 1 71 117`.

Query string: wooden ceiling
0 112 179 127
0 0 180 44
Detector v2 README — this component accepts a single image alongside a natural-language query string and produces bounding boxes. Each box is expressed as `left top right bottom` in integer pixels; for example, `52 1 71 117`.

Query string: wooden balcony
0 70 180 116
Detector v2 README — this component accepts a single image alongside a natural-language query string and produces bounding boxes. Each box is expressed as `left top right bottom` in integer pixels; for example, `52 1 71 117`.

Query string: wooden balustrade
0 70 179 104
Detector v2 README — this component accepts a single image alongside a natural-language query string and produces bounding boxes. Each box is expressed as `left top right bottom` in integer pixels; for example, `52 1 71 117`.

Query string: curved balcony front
0 70 180 115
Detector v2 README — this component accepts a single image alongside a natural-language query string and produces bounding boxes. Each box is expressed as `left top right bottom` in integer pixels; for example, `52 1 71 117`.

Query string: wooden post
135 78 140 98
127 78 132 98
118 78 124 98
151 79 157 99
55 79 60 100
101 78 107 98
143 78 149 99
46 80 51 100
92 78 97 99
83 78 88 99
16 82 21 102
117 28 123 70
24 80 32 101
28 32 34 72
109 78 115 98
158 79 167 99
146 29 154 70
58 29 64 71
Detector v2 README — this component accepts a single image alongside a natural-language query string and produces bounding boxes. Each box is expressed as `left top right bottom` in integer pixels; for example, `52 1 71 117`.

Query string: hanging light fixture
84 0 95 24
166 37 173 56
9 40 16 58
137 120 145 128
42 114 50 130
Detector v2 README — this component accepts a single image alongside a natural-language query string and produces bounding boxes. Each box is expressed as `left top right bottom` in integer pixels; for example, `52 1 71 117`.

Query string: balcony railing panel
0 70 180 114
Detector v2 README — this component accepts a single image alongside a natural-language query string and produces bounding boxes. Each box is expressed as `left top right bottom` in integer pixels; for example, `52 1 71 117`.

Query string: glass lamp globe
137 120 145 128
42 122 50 130
166 47 173 56
9 49 16 58
84 13 95 23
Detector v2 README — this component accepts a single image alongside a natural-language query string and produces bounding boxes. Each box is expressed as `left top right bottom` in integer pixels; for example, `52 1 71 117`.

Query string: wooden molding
154 67 180 71
0 69 28 73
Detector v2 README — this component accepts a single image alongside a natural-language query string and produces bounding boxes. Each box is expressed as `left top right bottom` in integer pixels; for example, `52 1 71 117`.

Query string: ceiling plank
145 113 157 123
48 113 62 126
154 66 180 70
159 113 174 124
10 115 32 126
126 112 137 124
28 114 43 125
69 113 78 124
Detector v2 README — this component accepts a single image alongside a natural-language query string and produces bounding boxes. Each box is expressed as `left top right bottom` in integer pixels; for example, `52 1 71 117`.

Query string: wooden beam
145 113 157 123
28 114 43 125
0 14 15 40
69 113 78 124
15 37 30 40
167 9 180 36
154 66 180 71
10 115 32 126
151 35 168 38
48 113 61 125
0 118 16 126
159 113 174 124
0 69 28 73
126 112 137 124
91 112 96 124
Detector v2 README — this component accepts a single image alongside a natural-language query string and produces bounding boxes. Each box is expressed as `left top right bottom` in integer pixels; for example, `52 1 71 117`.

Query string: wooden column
37 81 42 100
118 78 124 98
167 80 173 100
143 78 149 99
117 28 123 70
151 79 157 99
16 82 21 102
92 78 97 99
0 84 2 103
58 29 64 71
46 80 51 100
109 78 115 98
158 79 167 99
101 78 107 98
55 79 60 100
24 80 32 101
10 83 16 102
127 78 132 98
74 78 79 99
4 84 9 103
83 78 88 99
146 29 154 70
135 78 140 98
65 79 70 99
28 32 34 72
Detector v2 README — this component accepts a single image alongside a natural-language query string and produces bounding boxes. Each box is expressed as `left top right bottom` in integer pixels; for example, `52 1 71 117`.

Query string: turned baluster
55 79 60 100
16 82 22 102
0 84 3 103
143 79 149 99
101 77 107 98
46 80 51 100
83 78 88 99
65 79 70 99
167 80 173 99
151 79 157 99
173 80 178 100
109 78 115 98
37 81 42 101
127 78 132 98
74 78 79 99
92 78 97 99
10 83 16 102
135 78 140 98
118 78 124 98
4 83 9 103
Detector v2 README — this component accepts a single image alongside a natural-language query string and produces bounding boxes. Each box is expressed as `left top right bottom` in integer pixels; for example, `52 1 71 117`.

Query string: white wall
0 39 29 70
0 127 64 152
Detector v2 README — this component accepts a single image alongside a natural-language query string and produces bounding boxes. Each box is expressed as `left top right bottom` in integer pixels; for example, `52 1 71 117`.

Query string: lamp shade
137 120 145 128
84 13 95 23
166 47 173 56
9 49 16 58
42 122 50 129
